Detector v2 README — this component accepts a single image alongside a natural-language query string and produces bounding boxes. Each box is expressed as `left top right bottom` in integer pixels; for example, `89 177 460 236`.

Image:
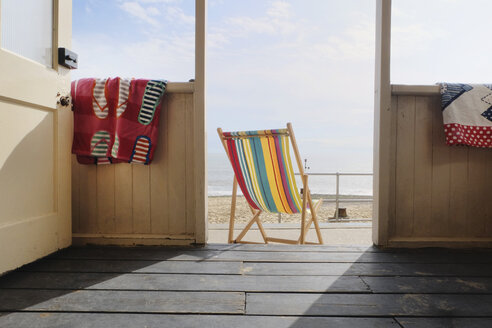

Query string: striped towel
71 77 166 164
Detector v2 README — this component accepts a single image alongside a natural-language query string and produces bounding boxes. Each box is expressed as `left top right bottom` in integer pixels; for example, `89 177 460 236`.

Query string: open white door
0 0 72 274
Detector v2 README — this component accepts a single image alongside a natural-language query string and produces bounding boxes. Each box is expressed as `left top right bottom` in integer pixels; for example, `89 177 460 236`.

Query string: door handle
56 92 71 108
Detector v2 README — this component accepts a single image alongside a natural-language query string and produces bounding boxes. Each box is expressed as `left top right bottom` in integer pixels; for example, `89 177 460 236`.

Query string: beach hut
1 0 492 325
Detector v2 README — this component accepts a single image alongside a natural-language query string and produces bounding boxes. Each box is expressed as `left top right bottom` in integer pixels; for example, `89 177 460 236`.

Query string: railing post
278 213 282 223
335 172 340 221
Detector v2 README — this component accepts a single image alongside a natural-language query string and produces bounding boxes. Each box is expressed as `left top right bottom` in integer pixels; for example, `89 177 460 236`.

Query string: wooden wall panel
412 96 433 237
71 155 80 232
72 90 196 245
96 165 115 232
390 92 492 245
114 164 133 233
467 149 488 237
78 165 98 233
132 165 151 233
430 96 450 237
448 146 468 236
486 153 492 235
185 95 196 235
395 96 415 237
167 94 187 235
150 96 169 234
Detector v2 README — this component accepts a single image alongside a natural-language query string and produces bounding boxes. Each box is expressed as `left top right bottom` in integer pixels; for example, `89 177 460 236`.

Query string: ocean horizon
208 152 373 197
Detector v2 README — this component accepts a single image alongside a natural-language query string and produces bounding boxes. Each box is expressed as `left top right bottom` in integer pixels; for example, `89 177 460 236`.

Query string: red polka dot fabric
444 123 492 147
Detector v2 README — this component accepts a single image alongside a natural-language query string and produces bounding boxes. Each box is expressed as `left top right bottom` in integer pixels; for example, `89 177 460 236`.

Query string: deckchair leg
300 174 308 244
235 210 262 243
228 177 238 243
308 194 324 244
255 217 269 243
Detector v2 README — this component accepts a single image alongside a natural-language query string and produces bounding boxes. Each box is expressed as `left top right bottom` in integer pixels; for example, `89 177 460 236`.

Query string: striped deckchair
217 123 323 244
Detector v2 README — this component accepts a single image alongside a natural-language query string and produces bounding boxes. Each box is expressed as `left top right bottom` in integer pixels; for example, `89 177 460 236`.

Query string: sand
208 195 372 224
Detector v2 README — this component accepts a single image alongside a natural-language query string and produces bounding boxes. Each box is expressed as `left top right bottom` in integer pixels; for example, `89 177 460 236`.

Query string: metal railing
276 172 373 222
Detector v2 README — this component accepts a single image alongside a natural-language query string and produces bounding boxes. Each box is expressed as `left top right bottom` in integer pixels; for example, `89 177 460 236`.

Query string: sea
208 152 373 197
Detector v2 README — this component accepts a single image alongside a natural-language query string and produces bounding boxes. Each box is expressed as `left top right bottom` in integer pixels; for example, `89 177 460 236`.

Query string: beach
208 195 373 224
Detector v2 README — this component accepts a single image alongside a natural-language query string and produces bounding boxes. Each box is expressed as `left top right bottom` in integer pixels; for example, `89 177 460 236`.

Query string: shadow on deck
1 244 492 327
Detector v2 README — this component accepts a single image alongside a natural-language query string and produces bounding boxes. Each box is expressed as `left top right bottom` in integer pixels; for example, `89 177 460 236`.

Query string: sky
72 0 492 173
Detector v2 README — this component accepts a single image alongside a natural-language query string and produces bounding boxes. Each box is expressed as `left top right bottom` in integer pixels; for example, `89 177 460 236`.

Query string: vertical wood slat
167 94 187 235
78 164 98 233
150 95 169 234
194 0 207 244
412 96 433 237
71 156 80 232
114 164 133 233
132 165 151 233
373 0 392 246
96 165 115 232
387 96 398 238
395 96 415 237
186 94 196 234
448 146 468 237
430 96 450 237
467 148 488 237
486 152 492 236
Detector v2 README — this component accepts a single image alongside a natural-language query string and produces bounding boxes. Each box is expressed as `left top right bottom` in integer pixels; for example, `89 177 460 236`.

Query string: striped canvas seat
223 129 302 214
218 123 323 245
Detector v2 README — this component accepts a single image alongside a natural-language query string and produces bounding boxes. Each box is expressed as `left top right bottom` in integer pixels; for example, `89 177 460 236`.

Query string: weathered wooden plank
204 244 383 252
396 317 492 328
23 258 492 277
114 164 133 233
23 259 242 274
242 262 492 276
0 290 244 314
167 94 187 235
412 96 433 237
395 95 416 237
52 247 492 263
0 272 368 293
132 165 151 233
96 165 115 232
149 95 169 234
246 293 492 316
0 313 400 328
362 276 492 293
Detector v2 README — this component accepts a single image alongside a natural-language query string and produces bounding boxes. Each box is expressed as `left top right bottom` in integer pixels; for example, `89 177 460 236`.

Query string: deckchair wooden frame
217 123 324 245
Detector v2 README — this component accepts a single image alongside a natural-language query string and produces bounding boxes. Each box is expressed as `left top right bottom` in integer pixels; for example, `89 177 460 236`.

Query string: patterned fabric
224 129 302 214
71 77 167 165
440 83 492 147
138 80 166 125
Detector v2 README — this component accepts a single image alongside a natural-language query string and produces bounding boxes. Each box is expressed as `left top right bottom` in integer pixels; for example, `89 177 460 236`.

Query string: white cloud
119 1 161 27
165 6 195 25
224 1 298 37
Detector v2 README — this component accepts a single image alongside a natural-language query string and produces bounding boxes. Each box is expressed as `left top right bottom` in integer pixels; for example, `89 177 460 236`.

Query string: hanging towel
440 83 492 147
71 77 166 164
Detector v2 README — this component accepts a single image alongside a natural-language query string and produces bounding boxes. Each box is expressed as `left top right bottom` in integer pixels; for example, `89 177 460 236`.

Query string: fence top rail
294 172 373 176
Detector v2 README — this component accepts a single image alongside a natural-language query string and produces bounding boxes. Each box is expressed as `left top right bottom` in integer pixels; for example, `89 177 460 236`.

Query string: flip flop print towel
71 77 167 165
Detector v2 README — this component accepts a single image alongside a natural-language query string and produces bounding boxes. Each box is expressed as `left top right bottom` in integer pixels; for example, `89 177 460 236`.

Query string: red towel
71 77 166 165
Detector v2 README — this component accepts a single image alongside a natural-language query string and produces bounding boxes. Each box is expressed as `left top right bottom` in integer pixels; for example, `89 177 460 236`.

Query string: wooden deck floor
1 244 492 327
